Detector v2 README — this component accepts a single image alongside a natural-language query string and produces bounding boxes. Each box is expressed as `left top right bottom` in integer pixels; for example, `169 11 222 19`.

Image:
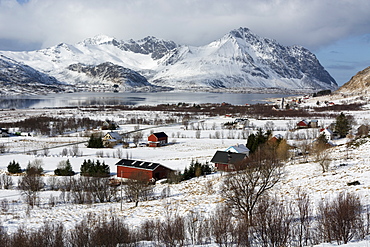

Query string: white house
225 144 250 156
319 128 334 141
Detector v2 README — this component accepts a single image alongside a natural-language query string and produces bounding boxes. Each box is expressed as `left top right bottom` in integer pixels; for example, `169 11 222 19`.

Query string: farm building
148 132 168 147
116 159 174 181
102 132 122 148
210 151 247 172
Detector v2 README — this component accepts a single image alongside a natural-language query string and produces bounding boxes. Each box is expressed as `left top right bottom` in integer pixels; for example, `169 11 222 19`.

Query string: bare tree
253 195 293 247
158 205 186 247
314 142 331 173
124 172 154 207
294 188 312 247
186 210 210 245
0 174 13 189
69 144 81 157
195 129 201 139
132 131 143 147
210 204 234 246
317 192 364 244
297 139 312 163
18 173 44 208
221 147 283 224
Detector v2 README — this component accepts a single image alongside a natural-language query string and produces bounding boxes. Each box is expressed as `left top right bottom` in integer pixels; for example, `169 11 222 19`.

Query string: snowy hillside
335 66 370 96
0 28 337 94
0 55 66 95
153 27 337 90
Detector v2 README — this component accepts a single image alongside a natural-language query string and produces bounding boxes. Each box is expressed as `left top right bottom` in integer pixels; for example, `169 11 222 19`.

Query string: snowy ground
1 96 370 246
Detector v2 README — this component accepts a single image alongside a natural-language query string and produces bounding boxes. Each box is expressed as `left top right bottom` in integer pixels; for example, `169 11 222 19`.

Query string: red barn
148 132 168 147
296 120 309 129
210 151 247 172
116 159 174 181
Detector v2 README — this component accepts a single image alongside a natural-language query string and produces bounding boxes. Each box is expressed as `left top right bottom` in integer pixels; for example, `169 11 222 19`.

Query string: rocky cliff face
0 27 338 95
0 55 64 95
67 62 152 88
335 66 370 95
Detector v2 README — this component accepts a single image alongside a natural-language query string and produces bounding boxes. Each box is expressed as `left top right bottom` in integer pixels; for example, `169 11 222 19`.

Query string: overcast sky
1 0 370 86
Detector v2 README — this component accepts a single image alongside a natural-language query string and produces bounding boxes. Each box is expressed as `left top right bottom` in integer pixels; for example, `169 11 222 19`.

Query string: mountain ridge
0 27 338 95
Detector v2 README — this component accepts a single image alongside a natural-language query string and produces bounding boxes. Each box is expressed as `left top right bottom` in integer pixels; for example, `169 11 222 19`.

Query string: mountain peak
80 35 116 46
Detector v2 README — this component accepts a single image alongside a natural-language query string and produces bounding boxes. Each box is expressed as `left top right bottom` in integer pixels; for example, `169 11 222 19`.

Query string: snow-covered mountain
335 66 370 95
0 55 65 95
0 28 338 94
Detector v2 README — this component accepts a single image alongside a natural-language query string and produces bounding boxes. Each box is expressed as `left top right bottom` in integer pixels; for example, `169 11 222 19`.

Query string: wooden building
116 159 173 181
148 132 168 147
210 151 247 172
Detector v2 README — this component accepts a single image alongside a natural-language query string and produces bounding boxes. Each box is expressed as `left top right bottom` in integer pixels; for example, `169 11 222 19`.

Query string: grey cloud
0 0 370 51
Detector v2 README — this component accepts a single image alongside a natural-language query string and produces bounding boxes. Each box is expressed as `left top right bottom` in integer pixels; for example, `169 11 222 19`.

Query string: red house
148 132 168 147
210 151 247 172
296 120 309 129
116 159 174 181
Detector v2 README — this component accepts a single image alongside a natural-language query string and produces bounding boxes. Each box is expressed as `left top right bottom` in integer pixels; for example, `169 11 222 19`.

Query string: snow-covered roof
225 144 250 154
105 132 122 140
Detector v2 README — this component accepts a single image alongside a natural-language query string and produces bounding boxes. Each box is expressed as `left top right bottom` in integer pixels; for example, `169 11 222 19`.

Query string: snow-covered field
1 94 370 246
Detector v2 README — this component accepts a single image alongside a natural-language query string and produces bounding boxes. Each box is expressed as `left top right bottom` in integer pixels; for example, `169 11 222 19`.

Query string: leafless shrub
294 188 312 246
139 219 157 242
317 192 364 244
96 150 104 158
69 176 92 204
0 174 13 189
116 148 123 159
252 195 293 247
186 210 211 246
48 195 58 208
157 206 186 247
210 204 234 246
18 173 44 208
0 143 9 153
1 199 9 213
69 144 81 157
42 145 50 156
195 129 201 139
89 215 137 247
90 177 117 203
60 148 68 156
47 176 59 191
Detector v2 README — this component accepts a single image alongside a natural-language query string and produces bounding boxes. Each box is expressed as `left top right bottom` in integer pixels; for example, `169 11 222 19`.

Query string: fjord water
0 92 292 109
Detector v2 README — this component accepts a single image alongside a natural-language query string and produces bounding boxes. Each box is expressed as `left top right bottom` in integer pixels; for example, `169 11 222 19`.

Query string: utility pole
120 170 123 211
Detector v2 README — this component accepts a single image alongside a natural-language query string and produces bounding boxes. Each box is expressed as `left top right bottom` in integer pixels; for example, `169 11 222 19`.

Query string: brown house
210 151 247 172
148 132 168 147
116 159 174 181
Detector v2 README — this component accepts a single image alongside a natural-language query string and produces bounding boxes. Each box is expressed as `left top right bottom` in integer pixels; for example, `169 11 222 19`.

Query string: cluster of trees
87 134 104 148
80 159 109 177
7 160 21 174
182 160 212 181
54 160 75 176
2 116 103 136
246 128 271 153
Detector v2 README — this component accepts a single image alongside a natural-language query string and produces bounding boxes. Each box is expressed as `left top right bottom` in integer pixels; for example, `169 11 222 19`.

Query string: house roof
210 151 247 165
115 159 173 171
225 144 249 154
297 120 309 126
105 132 122 140
151 132 168 138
